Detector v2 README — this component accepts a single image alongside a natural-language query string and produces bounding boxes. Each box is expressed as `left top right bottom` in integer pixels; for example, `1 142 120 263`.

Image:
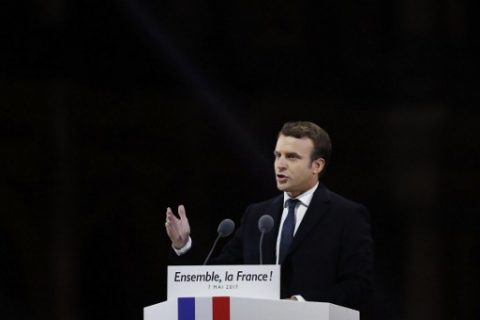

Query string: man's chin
276 183 289 192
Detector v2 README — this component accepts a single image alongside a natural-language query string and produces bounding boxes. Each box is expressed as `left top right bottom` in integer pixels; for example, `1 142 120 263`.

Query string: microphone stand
259 231 266 265
203 234 221 265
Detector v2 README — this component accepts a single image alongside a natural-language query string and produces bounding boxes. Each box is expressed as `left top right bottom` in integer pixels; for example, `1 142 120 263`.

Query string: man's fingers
166 207 180 222
165 221 179 239
166 207 173 222
165 208 179 237
165 205 189 247
166 206 185 222
178 204 187 220
166 223 186 247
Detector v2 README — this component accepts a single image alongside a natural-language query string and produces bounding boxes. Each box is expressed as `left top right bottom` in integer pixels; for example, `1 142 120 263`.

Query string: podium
149 265 359 319
144 296 359 320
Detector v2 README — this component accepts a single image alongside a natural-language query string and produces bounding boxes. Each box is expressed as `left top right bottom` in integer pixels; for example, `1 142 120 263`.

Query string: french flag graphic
178 297 230 320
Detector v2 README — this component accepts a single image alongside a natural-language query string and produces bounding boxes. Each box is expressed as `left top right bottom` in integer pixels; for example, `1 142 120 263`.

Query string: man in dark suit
165 121 373 311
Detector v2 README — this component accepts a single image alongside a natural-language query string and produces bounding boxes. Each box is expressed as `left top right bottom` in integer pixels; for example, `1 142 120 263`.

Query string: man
165 121 373 310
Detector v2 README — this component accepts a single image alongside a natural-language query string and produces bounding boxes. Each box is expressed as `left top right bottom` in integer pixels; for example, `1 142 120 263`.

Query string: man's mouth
276 174 289 183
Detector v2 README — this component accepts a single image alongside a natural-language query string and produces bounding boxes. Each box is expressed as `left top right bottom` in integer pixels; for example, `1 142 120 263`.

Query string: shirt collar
283 182 319 208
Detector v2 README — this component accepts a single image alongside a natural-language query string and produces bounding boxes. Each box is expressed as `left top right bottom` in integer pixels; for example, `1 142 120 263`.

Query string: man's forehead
275 135 314 152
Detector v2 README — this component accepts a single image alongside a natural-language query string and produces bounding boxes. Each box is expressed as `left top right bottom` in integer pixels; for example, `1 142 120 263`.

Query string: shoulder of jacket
328 191 367 212
246 194 283 212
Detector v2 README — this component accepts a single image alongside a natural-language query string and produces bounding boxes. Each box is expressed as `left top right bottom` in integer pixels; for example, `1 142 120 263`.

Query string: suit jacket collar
288 183 331 255
262 195 284 264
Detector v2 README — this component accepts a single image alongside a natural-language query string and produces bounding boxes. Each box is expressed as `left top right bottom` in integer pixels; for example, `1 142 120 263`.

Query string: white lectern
144 296 359 320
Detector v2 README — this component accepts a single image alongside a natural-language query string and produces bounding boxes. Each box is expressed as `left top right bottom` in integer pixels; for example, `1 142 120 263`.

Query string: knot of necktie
287 198 299 211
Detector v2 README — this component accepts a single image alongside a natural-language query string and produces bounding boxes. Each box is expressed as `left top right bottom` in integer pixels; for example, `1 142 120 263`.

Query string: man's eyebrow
286 152 301 158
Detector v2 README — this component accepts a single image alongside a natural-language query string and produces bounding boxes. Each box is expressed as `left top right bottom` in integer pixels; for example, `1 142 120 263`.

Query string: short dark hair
279 121 332 164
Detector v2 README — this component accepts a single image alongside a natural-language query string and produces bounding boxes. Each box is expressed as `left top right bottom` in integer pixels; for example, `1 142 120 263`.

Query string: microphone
203 219 235 265
258 215 274 264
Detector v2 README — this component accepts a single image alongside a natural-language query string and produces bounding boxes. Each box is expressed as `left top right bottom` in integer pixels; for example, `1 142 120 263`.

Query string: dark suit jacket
172 184 373 311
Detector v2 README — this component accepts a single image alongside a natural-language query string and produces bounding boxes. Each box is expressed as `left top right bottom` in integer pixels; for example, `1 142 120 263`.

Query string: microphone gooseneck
203 219 235 265
258 215 274 264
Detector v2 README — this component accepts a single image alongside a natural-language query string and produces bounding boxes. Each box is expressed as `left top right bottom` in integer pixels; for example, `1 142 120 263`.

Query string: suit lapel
261 195 283 264
287 184 331 256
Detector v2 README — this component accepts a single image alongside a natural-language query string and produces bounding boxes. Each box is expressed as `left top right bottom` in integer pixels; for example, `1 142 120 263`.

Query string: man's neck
285 182 319 199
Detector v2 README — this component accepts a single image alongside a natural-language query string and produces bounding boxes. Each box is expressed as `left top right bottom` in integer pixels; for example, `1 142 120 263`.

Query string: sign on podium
168 265 280 300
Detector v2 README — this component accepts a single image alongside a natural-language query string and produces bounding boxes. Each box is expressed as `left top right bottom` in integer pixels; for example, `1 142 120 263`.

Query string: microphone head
217 219 235 237
258 214 274 233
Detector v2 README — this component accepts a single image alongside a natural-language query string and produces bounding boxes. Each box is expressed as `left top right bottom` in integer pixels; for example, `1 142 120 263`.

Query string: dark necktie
279 199 299 264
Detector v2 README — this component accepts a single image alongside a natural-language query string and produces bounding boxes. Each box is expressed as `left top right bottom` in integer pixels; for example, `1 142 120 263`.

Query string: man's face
274 134 325 197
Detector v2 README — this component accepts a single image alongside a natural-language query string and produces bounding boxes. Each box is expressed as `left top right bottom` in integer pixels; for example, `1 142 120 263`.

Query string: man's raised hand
165 205 191 249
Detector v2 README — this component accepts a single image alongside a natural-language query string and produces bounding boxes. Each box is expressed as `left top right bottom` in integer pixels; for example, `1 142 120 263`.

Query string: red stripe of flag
212 297 230 320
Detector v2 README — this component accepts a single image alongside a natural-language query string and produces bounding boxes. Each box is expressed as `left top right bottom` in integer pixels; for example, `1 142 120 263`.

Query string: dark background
1 0 479 319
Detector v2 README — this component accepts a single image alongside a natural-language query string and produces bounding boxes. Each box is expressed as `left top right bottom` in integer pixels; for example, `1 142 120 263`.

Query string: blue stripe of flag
178 297 195 320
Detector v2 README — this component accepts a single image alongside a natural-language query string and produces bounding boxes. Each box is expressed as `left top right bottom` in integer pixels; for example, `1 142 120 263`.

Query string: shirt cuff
292 295 305 301
172 237 192 256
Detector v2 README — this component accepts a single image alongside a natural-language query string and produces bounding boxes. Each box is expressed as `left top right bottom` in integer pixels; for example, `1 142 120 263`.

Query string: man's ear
312 158 326 175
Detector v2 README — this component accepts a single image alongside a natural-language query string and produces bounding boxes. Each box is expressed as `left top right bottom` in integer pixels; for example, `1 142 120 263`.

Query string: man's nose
276 157 287 170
